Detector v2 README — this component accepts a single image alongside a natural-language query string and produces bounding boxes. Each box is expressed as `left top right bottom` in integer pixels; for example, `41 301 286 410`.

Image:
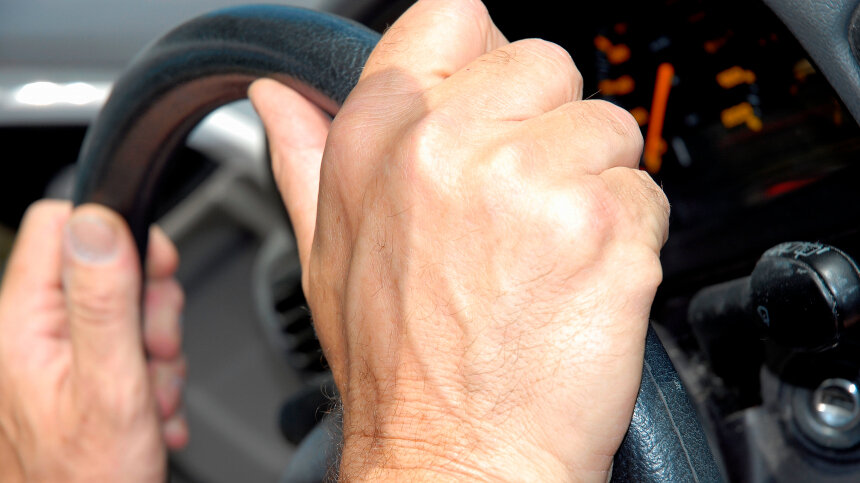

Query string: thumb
249 78 329 273
63 204 146 384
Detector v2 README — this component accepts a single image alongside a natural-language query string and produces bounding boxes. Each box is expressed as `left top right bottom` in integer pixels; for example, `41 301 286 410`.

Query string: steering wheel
72 6 722 482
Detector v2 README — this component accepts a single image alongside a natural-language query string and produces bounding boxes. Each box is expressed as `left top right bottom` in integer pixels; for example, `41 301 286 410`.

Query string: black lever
689 242 860 352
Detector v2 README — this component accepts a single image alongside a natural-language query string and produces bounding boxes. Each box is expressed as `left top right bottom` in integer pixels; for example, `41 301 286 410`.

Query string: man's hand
251 0 670 480
0 201 187 482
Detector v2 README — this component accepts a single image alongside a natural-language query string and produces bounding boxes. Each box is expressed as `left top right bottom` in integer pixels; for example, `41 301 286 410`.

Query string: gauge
591 0 860 229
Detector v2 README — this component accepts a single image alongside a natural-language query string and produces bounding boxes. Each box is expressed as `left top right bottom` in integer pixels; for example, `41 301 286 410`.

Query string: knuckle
632 169 670 223
646 251 664 284
581 178 621 229
629 245 665 289
425 0 490 33
604 168 671 248
566 178 618 238
408 109 448 142
517 39 581 85
553 104 621 159
585 100 643 146
402 111 455 183
371 0 491 68
527 183 617 263
441 0 489 23
519 38 571 66
486 137 529 174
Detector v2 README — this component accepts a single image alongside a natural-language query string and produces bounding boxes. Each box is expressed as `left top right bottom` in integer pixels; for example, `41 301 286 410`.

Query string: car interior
2 0 860 481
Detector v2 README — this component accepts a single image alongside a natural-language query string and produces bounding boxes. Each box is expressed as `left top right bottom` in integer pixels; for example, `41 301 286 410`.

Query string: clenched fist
251 0 669 480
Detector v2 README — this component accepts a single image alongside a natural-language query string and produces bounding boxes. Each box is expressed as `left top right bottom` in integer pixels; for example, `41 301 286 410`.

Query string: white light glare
14 81 107 107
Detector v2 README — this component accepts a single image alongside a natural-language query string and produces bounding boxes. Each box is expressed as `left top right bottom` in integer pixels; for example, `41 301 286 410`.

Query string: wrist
338 409 576 482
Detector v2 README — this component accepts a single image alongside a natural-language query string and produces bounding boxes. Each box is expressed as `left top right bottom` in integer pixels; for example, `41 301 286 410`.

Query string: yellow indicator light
746 115 763 132
630 107 649 126
598 75 635 96
721 102 763 132
716 66 756 89
793 59 816 81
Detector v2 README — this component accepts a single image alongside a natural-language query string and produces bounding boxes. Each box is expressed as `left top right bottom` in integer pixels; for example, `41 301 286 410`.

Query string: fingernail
65 214 118 263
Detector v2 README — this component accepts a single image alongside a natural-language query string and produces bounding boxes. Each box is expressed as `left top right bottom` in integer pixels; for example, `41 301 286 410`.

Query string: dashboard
593 0 858 229
490 0 860 285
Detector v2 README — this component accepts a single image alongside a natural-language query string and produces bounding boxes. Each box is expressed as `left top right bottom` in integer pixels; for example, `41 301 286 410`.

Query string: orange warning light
594 35 612 52
643 63 675 173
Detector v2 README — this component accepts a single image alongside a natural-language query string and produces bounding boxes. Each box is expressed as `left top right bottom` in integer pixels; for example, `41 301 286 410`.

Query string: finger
359 0 508 92
150 358 186 419
599 167 671 252
515 99 643 175
1 200 71 297
146 225 179 280
429 38 583 120
63 204 146 383
0 200 70 339
163 411 189 450
249 78 328 270
143 278 184 360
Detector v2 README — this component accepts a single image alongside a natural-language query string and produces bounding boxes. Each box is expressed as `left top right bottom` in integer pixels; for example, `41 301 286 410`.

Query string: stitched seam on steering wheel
643 359 699 483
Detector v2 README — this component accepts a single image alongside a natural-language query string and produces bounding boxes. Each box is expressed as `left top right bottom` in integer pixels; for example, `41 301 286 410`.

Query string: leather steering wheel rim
72 6 722 482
